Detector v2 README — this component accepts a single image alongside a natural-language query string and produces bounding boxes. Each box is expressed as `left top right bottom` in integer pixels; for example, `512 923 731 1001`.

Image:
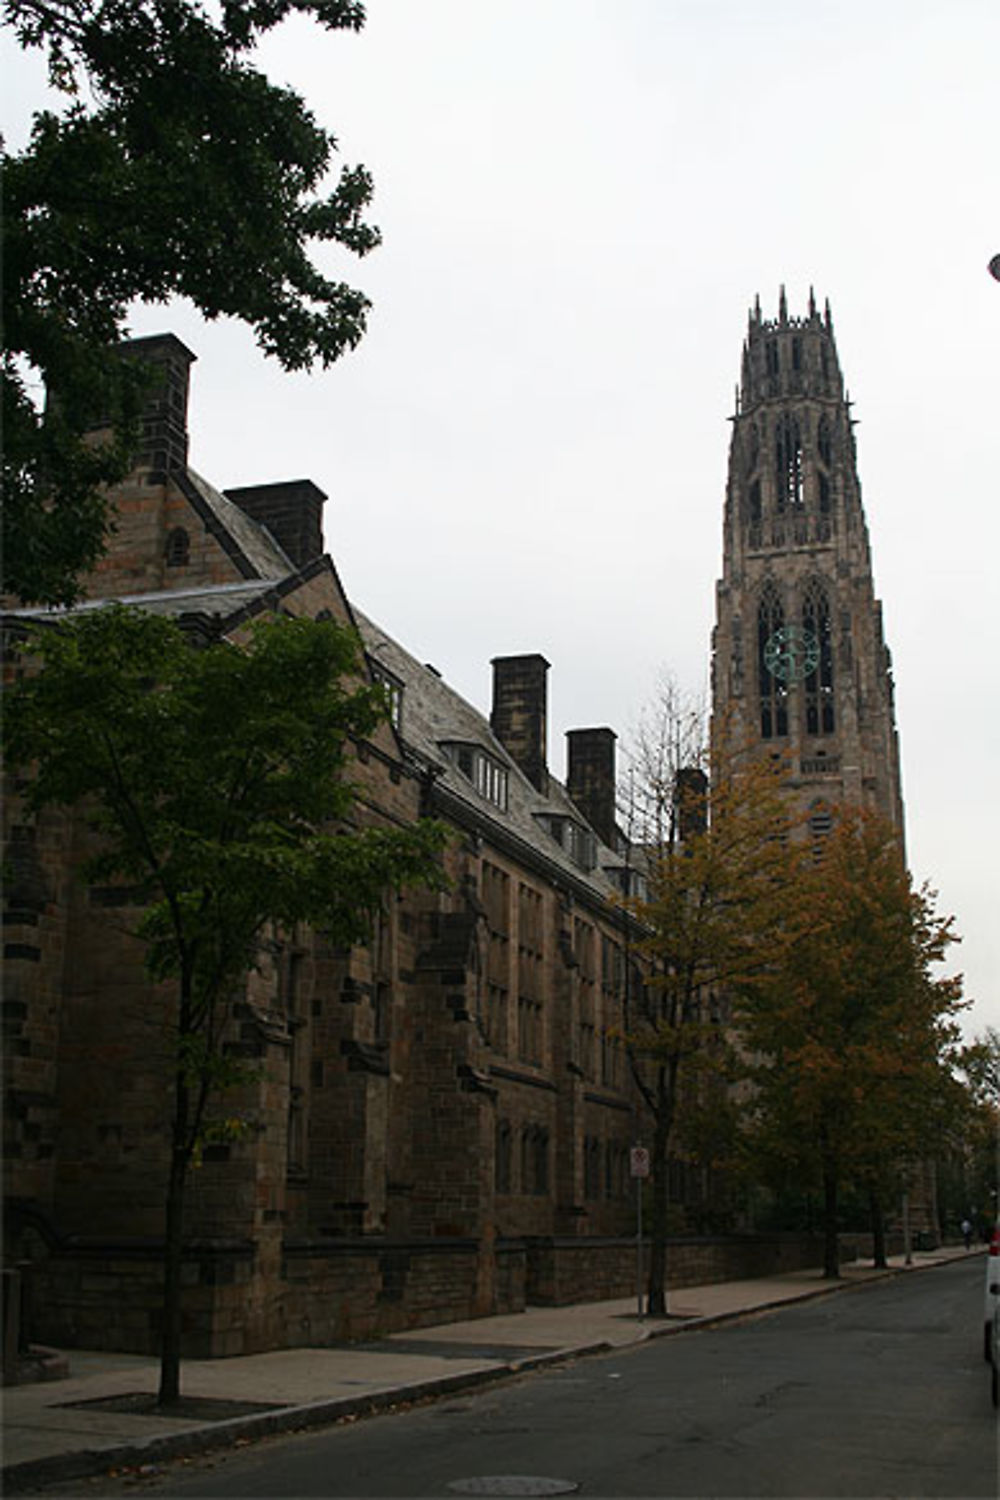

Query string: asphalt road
72 1258 997 1498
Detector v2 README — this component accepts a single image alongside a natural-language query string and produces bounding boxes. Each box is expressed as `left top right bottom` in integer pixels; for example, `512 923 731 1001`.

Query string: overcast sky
7 1 998 1033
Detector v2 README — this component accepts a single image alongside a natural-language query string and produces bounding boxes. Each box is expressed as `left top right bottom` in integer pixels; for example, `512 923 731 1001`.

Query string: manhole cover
447 1480 578 1497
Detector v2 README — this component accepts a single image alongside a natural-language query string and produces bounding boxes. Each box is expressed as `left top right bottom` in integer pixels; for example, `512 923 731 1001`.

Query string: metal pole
902 1190 912 1265
636 1166 644 1320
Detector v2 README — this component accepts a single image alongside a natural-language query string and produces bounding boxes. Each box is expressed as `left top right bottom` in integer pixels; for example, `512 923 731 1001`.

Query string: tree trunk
158 1145 187 1405
646 1070 672 1317
869 1185 888 1269
821 1153 840 1280
159 1041 191 1406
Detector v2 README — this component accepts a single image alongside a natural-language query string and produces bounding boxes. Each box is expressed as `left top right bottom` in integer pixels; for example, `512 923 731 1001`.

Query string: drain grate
447 1480 578 1496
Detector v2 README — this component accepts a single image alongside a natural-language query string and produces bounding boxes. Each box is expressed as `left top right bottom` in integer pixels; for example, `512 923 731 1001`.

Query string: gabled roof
352 608 625 902
182 469 293 579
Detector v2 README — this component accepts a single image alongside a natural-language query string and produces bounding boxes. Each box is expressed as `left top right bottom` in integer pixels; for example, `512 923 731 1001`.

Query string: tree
3 0 379 606
953 1028 1000 1238
736 806 965 1279
3 605 447 1402
622 694 802 1316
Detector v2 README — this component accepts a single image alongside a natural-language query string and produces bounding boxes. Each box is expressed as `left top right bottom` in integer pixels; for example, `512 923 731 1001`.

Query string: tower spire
711 292 904 839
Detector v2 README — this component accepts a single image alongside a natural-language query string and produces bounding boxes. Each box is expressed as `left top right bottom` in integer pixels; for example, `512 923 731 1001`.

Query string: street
57 1258 997 1498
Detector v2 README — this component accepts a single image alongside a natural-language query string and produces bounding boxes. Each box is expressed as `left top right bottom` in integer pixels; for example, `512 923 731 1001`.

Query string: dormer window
534 814 597 873
442 742 508 810
605 866 647 901
165 527 190 567
370 662 403 730
566 822 597 872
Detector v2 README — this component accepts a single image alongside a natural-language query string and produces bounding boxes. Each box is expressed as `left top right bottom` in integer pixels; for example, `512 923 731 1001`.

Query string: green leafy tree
3 0 378 605
954 1029 1000 1240
3 605 447 1402
623 698 802 1316
736 806 965 1279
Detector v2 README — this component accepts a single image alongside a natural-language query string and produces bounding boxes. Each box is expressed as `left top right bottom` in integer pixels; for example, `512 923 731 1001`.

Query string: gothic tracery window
802 580 835 735
818 471 832 515
817 415 834 467
774 413 803 510
758 582 787 739
745 421 760 477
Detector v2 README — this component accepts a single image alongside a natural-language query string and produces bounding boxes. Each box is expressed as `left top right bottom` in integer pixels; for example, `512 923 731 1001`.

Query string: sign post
630 1145 650 1320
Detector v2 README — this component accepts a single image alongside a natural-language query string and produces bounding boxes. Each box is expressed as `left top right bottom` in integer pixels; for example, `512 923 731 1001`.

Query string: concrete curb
2 1345 614 1494
2 1255 974 1494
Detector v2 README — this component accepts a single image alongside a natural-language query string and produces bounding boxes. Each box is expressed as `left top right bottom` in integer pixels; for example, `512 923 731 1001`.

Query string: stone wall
524 1233 836 1306
21 1231 836 1357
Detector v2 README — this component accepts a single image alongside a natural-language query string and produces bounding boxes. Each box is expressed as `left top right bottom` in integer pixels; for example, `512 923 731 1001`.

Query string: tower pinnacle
712 293 904 837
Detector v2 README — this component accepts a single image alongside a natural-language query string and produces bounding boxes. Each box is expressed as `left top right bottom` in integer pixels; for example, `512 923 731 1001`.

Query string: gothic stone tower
711 288 905 837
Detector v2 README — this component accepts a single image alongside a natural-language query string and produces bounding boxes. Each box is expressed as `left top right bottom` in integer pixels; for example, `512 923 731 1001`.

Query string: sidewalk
1 1244 980 1492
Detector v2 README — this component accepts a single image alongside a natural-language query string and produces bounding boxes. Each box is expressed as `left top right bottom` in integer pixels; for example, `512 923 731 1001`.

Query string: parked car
985 1221 999 1368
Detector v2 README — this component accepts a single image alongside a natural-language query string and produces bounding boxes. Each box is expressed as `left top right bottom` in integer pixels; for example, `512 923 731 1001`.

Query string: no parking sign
630 1146 650 1178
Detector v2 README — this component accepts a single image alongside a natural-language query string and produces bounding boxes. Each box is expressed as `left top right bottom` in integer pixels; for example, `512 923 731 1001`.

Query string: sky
5 1 998 1033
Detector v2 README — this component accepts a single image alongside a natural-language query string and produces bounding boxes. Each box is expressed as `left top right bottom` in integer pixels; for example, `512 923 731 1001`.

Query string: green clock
764 625 819 682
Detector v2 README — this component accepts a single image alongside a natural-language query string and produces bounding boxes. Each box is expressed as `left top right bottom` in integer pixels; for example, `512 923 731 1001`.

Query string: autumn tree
955 1028 1000 1251
3 0 378 606
736 806 965 1279
3 605 447 1403
622 690 802 1316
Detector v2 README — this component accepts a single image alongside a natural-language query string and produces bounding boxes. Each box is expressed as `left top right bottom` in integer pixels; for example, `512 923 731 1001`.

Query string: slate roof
185 469 292 578
352 608 627 902
4 579 280 624
4 439 631 904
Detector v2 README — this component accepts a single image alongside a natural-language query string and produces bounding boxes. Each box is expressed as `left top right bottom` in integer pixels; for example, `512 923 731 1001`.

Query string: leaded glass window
758 582 788 739
775 413 803 510
802 580 835 735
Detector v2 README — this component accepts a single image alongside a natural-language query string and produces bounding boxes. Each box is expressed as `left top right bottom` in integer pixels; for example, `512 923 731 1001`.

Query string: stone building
3 306 922 1362
2 334 646 1356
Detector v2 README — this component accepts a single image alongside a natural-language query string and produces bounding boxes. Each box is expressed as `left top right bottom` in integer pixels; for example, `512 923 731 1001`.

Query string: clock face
764 625 819 682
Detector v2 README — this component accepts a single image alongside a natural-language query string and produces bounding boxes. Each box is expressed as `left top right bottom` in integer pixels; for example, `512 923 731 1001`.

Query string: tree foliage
3 604 447 1399
3 0 379 605
953 1028 1000 1235
736 806 965 1276
623 694 802 1314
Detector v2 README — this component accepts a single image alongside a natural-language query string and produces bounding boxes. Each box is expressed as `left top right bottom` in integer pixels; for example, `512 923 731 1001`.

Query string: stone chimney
566 727 618 849
224 480 326 568
122 333 196 476
490 654 550 793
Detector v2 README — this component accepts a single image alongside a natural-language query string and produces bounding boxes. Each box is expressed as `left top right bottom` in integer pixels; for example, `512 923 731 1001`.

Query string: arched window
802 580 835 735
758 582 788 739
744 421 760 478
495 1120 512 1194
774 413 803 510
818 471 832 515
520 1126 549 1196
165 527 190 567
817 415 834 467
